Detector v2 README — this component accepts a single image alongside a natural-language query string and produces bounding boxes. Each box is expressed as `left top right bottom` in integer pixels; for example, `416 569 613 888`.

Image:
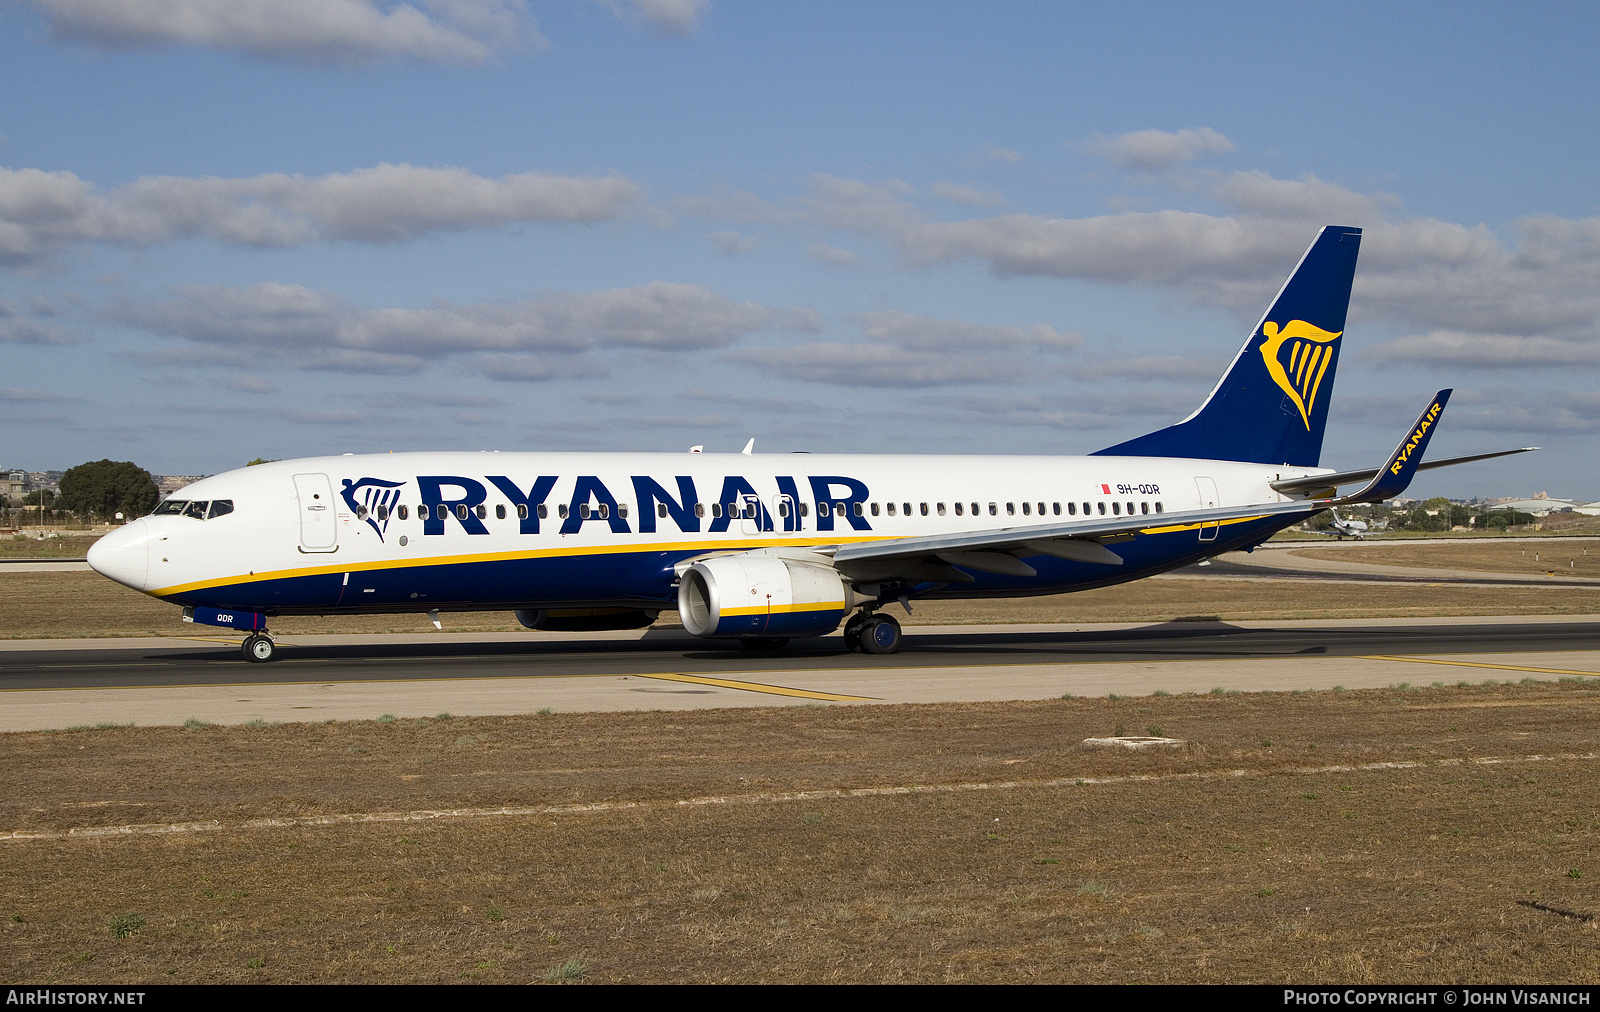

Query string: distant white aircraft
88 226 1535 662
1311 508 1371 539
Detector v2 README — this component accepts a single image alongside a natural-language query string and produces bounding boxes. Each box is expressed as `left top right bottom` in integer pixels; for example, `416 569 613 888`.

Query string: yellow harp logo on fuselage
1259 320 1343 430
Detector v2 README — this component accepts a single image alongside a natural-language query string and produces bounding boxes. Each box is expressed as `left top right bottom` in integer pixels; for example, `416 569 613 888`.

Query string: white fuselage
89 450 1325 614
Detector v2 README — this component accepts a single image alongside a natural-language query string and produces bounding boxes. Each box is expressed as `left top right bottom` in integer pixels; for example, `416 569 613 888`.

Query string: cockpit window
207 500 234 519
182 501 208 519
153 499 186 516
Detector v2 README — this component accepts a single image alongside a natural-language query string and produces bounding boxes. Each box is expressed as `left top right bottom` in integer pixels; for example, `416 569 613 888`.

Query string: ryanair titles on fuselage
341 472 876 542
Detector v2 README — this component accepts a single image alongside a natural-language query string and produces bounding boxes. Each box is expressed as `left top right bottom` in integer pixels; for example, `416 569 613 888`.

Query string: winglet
1329 390 1452 505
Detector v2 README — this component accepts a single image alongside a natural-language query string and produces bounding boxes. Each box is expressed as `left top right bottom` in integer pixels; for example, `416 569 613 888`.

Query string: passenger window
1022 502 1031 516
579 504 591 519
182 501 208 519
1155 502 1163 514
937 503 946 516
207 500 234 519
780 501 791 518
658 503 669 518
887 502 896 516
1068 502 1076 516
919 503 928 516
417 505 430 520
1052 502 1060 516
954 502 963 516
695 503 705 518
495 504 505 520
456 504 468 520
356 505 369 520
971 502 979 516
398 505 409 520
869 502 878 516
1127 502 1134 515
558 504 569 519
1097 502 1106 515
853 502 863 517
799 502 809 517
1141 502 1149 515
619 503 628 518
988 503 997 516
475 505 487 520
712 503 723 518
1112 502 1121 515
1006 503 1015 516
903 502 912 516
1038 502 1046 515
519 504 529 520
375 504 388 521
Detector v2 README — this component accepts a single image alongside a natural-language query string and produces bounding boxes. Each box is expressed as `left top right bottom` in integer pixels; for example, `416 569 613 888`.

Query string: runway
3 615 1597 731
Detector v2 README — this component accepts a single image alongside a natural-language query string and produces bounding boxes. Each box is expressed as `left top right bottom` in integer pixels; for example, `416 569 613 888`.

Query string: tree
56 460 159 520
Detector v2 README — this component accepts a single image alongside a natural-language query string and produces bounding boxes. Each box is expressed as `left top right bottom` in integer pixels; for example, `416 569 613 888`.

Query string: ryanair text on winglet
1388 401 1444 476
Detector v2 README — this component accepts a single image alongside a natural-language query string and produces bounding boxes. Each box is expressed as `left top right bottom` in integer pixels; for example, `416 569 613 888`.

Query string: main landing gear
241 633 277 663
843 610 902 654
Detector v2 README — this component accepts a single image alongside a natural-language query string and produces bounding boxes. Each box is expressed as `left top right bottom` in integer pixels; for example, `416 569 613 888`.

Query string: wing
824 389 1471 580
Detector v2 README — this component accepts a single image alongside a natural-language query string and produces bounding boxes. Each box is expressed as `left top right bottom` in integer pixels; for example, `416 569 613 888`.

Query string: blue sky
2 0 1597 499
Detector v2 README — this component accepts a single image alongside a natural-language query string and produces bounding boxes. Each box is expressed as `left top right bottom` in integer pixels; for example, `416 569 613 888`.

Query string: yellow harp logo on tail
1259 320 1343 430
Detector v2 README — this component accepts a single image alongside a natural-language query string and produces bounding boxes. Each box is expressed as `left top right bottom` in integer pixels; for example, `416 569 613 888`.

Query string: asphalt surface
5 618 1599 692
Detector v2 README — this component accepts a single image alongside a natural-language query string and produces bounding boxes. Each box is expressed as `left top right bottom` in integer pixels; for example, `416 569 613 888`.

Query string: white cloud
597 0 709 36
1364 331 1600 369
226 374 277 393
1087 127 1235 170
0 386 66 401
930 182 1004 208
807 243 859 267
0 163 641 264
805 174 924 235
0 310 78 344
1066 355 1226 384
724 311 1079 387
708 230 756 254
31 0 543 66
855 310 1079 351
982 144 1023 166
113 280 817 376
722 343 1046 387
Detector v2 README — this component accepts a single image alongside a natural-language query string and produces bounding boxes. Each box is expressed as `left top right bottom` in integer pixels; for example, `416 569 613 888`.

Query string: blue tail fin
1092 225 1362 467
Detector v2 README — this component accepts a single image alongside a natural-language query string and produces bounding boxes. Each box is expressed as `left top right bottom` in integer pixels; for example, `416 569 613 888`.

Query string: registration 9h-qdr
88 226 1533 662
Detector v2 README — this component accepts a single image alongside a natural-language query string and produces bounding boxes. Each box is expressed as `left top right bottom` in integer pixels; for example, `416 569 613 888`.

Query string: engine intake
678 555 865 639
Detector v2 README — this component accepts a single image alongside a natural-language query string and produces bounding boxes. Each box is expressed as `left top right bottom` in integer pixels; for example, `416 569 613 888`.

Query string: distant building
0 471 28 497
156 475 206 496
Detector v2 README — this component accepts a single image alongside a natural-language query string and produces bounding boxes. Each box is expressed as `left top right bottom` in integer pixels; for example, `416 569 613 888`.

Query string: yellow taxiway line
637 672 877 701
1361 655 1600 679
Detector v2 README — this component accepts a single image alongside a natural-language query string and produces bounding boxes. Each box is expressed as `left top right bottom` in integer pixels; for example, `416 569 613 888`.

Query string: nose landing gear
241 633 277 663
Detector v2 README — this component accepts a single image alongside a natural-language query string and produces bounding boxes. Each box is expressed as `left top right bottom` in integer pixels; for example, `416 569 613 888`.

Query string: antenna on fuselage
741 438 755 455
689 445 703 453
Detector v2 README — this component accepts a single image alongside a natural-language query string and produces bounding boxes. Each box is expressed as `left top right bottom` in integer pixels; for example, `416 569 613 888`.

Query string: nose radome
87 518 151 592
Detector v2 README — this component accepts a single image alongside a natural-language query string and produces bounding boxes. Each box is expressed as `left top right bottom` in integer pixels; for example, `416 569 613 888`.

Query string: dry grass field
1289 541 1600 579
2 568 1598 640
2 682 1598 983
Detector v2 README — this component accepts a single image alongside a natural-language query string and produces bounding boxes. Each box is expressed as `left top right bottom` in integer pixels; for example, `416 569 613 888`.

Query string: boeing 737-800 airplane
87 226 1533 661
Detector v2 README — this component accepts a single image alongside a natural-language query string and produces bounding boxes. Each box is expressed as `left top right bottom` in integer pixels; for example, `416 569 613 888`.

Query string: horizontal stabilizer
1271 446 1540 497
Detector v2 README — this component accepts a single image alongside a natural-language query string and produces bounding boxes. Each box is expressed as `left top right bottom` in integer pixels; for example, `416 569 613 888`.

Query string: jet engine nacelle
515 608 659 632
678 555 866 639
